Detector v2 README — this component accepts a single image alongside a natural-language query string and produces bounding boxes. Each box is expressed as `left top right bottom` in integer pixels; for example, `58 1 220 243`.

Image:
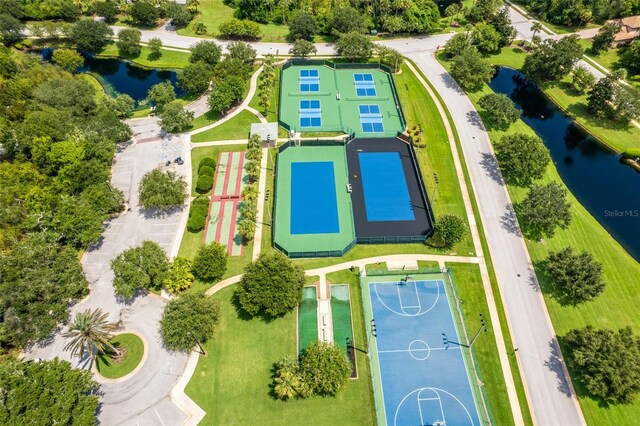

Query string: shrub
218 18 261 40
198 157 216 173
187 212 207 232
427 213 467 248
300 341 351 396
192 242 228 282
198 165 215 177
196 174 214 193
164 257 194 293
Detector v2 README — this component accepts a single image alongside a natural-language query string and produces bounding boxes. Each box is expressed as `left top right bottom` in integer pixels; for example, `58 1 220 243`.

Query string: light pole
264 189 272 225
469 313 487 348
367 319 377 354
431 173 439 205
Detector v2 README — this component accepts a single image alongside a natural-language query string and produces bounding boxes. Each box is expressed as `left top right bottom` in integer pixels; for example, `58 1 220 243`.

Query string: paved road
24 118 191 426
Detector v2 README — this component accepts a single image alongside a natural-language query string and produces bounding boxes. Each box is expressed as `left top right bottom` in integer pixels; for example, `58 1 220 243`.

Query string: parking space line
154 409 165 426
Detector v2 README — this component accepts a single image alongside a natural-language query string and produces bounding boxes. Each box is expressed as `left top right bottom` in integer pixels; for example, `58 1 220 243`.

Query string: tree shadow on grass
531 259 584 307
230 291 280 324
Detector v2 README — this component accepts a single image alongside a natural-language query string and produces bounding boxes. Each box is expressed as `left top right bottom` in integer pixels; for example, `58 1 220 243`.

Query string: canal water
489 66 640 262
40 48 185 104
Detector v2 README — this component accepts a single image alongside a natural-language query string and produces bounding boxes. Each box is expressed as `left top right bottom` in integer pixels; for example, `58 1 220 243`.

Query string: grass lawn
480 47 640 153
95 333 144 379
191 110 259 143
79 73 106 102
184 284 376 425
439 53 640 425
177 0 289 42
97 43 190 69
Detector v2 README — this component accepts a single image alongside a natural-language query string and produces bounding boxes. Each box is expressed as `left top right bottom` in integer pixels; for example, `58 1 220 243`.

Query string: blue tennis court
358 152 414 222
368 279 481 426
359 105 384 133
300 69 319 92
290 162 339 234
354 73 377 96
300 100 321 128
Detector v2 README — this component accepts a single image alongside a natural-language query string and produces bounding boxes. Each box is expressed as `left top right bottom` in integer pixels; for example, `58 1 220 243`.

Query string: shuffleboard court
362 276 482 426
359 152 414 222
291 162 339 234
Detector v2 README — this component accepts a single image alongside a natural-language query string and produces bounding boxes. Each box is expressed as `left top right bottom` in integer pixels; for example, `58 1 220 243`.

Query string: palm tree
63 308 117 363
530 22 542 43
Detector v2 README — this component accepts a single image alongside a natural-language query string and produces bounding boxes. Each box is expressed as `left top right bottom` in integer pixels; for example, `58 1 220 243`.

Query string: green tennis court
273 145 356 257
279 63 405 137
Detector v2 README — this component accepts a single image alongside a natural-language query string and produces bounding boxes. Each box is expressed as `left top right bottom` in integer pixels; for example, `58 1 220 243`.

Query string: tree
491 7 516 47
494 133 551 186
591 23 619 55
376 45 404 73
208 75 246 114
116 28 142 56
159 100 194 133
571 65 596 94
147 81 176 111
473 23 501 53
218 18 262 40
330 7 368 35
272 356 310 400
63 308 117 362
166 2 193 28
444 32 472 58
0 359 99 425
530 22 542 44
235 0 269 23
111 241 170 297
226 41 257 65
335 31 374 62
522 35 583 83
564 326 640 404
466 0 501 23
193 22 207 35
159 292 219 352
94 1 119 23
449 47 494 92
51 49 84 73
445 3 462 25
138 169 188 210
192 241 228 282
187 0 200 13
620 40 640 73
0 237 88 349
148 37 163 59
189 41 222 66
0 13 24 45
178 61 213 95
478 93 520 129
300 341 351 396
130 0 159 26
289 10 317 41
427 213 467 248
290 39 317 58
70 19 113 53
164 257 194 293
517 182 572 239
235 251 305 318
545 247 605 303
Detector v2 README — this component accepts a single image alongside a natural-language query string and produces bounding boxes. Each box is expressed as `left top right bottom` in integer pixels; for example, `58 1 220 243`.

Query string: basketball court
362 273 482 426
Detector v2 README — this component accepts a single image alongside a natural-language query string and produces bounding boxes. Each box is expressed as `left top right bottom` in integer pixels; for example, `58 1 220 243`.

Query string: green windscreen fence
298 286 318 353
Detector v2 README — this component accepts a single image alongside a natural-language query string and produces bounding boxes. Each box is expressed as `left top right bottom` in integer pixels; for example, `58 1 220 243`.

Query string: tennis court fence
443 268 495 425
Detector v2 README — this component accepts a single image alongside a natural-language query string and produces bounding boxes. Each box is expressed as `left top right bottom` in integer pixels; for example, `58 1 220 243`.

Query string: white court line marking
375 280 440 317
154 409 165 426
377 347 458 353
149 232 177 236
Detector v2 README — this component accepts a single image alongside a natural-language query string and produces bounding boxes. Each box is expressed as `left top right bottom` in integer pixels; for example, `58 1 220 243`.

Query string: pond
489 67 640 262
40 48 185 105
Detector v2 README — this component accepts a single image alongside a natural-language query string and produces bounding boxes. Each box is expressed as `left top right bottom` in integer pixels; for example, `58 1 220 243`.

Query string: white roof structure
250 122 279 141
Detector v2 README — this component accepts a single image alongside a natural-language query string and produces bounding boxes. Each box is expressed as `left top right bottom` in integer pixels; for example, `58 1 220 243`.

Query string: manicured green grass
447 263 518 426
184 285 376 425
177 0 289 42
79 73 106 102
98 43 190 69
439 53 640 425
191 110 259 143
95 333 144 379
482 47 640 153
